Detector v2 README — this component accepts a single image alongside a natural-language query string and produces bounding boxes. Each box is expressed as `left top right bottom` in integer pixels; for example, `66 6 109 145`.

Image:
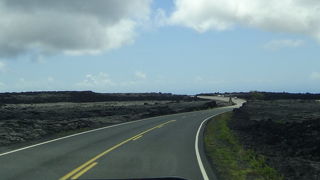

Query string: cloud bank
76 73 115 88
0 0 151 58
264 39 304 50
169 0 320 41
310 72 320 80
2 0 320 60
0 61 5 72
135 71 147 79
76 71 150 90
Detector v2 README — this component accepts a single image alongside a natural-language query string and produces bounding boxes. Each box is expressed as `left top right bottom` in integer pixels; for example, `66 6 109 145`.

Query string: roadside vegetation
204 112 283 180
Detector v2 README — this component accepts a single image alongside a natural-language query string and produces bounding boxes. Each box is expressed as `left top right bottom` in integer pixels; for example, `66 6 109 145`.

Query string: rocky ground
0 92 219 147
230 100 320 180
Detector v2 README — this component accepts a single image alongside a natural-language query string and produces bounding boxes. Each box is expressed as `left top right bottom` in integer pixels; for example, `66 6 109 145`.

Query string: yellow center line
59 120 176 180
132 135 143 141
59 138 131 180
157 125 164 128
71 162 97 180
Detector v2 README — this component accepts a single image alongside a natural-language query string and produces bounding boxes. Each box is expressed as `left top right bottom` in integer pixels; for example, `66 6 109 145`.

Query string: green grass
204 112 283 180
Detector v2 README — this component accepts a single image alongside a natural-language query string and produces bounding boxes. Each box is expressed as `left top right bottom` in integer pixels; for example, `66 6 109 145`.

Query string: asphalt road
0 99 244 180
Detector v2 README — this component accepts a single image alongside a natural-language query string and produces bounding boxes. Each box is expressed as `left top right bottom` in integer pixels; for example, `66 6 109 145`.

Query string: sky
0 0 319 94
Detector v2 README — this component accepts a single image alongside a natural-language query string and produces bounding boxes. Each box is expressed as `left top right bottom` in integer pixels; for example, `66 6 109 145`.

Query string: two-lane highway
0 100 243 180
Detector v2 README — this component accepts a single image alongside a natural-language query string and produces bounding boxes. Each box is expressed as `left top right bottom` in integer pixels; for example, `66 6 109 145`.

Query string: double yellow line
59 120 176 180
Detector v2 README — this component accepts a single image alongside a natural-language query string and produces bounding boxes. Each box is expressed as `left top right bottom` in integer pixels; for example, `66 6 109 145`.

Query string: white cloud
193 76 227 85
76 72 115 87
264 39 304 50
119 81 140 87
0 81 5 88
169 0 320 41
0 61 5 72
154 8 169 27
76 71 150 91
47 77 54 83
12 77 56 91
310 72 320 80
134 71 147 79
194 76 204 82
0 0 152 58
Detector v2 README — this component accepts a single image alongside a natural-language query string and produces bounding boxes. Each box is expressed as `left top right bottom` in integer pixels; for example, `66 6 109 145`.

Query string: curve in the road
0 98 244 180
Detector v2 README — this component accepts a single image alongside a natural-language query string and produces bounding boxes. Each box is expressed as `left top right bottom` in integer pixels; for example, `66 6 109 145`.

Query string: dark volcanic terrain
230 100 320 180
0 91 219 147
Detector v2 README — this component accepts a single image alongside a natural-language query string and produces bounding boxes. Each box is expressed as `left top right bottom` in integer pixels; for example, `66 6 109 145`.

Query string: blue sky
0 0 319 94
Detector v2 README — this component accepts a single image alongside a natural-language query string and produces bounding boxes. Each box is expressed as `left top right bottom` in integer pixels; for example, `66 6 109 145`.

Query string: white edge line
0 105 239 158
195 111 230 180
0 108 218 157
0 117 149 157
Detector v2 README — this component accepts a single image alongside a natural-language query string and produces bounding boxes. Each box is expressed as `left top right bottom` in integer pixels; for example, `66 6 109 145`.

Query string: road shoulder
203 112 282 180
